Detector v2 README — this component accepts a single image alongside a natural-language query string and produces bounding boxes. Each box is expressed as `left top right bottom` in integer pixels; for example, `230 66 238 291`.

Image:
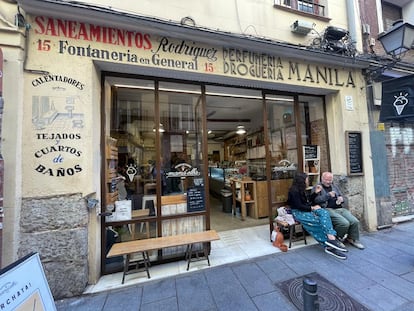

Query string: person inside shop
312 171 365 250
169 152 185 193
151 157 168 195
287 172 348 260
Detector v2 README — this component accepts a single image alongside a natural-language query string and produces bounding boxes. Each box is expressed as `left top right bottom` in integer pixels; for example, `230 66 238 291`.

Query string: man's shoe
337 234 348 242
336 239 347 251
347 239 365 250
325 247 347 260
325 239 348 252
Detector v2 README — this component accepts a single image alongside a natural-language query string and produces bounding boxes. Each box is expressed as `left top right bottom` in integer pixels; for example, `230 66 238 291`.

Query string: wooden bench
107 230 220 283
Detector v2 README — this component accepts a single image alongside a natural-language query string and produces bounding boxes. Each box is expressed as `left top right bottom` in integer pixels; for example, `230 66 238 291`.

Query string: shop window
382 2 402 31
103 78 208 272
158 82 204 200
266 94 327 212
274 0 326 17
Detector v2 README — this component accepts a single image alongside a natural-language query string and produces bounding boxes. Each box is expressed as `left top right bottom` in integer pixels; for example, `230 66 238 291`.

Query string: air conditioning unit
291 20 314 35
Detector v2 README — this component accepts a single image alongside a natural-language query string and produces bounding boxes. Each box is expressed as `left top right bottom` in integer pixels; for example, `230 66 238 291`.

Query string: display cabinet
255 181 269 218
231 178 257 220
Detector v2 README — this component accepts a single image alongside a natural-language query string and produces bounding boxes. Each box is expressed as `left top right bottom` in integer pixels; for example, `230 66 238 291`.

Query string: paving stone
176 274 216 311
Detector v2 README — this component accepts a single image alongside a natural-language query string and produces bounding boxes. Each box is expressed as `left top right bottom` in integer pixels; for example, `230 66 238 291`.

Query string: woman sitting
287 172 348 260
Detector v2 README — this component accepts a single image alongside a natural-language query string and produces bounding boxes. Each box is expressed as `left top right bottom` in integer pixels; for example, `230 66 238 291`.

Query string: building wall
357 0 414 227
385 124 414 218
1 0 378 298
0 1 26 269
81 0 356 50
19 194 89 297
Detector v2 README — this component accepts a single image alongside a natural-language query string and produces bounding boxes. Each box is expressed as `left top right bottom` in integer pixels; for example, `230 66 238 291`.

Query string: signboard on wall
28 16 357 90
379 74 414 122
345 131 363 175
0 252 56 311
303 145 318 160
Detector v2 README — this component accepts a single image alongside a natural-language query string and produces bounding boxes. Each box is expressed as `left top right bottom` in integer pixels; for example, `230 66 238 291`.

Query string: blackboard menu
187 186 205 212
346 131 363 175
304 145 319 159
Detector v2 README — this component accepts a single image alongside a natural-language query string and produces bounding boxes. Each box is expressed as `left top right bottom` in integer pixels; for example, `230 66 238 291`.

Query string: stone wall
333 175 366 230
19 193 88 299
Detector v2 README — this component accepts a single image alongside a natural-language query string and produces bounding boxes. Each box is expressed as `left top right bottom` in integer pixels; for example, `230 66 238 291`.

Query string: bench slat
107 230 220 258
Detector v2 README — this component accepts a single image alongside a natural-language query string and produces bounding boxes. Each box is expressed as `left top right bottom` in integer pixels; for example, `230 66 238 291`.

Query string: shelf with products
246 129 266 159
230 178 257 220
223 135 247 161
303 145 320 187
105 137 119 207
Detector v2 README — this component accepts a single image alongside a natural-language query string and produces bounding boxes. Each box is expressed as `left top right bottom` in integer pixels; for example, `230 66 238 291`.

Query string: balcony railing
274 0 326 17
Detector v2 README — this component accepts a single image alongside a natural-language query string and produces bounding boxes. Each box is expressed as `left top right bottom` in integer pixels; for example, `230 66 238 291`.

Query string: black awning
379 74 414 122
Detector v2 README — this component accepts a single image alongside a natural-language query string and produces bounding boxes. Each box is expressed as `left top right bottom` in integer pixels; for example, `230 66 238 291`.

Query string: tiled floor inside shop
209 195 269 231
87 196 317 294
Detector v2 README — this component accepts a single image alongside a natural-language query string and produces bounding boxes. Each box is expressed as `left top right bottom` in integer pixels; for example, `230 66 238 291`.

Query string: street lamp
376 21 414 122
377 20 414 60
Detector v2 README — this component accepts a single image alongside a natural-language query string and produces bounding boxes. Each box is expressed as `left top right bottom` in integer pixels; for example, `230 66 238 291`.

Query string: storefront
5 1 377 298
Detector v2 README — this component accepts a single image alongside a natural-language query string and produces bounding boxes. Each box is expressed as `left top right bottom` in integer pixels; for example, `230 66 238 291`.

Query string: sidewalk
55 221 414 311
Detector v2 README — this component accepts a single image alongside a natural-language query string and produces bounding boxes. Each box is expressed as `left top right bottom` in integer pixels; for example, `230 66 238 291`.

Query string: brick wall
385 124 414 217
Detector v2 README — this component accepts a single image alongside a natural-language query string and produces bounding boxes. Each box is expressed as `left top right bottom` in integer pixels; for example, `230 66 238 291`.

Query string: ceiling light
153 123 165 133
236 125 246 135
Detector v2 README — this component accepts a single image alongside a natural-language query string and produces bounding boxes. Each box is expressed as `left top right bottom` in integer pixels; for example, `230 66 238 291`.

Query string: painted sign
31 75 85 178
165 163 201 178
29 16 356 89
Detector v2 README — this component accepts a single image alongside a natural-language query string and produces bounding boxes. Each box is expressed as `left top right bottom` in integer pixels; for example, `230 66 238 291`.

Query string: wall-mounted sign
346 131 363 175
30 16 357 89
303 145 319 160
380 74 414 122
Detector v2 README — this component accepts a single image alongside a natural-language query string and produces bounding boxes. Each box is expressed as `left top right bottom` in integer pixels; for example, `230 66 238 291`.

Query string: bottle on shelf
245 189 251 201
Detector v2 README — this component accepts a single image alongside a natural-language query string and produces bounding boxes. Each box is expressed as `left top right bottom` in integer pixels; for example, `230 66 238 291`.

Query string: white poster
0 252 56 311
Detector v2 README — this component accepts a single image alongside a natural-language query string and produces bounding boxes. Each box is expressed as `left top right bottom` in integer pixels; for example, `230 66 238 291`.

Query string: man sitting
312 171 365 250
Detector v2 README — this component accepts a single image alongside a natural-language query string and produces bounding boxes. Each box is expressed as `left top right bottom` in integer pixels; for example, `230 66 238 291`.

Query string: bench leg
289 225 294 248
122 254 130 284
302 225 307 245
203 242 211 267
142 251 151 279
288 224 307 248
186 243 212 271
122 252 151 284
186 244 194 271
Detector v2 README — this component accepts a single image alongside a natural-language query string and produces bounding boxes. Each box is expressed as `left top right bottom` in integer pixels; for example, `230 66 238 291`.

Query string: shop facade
2 0 378 298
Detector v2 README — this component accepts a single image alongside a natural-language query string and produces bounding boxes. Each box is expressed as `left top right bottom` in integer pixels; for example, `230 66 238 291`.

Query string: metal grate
277 272 371 311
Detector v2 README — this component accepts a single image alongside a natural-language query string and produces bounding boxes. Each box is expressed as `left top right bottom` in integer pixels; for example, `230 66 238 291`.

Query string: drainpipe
346 0 358 45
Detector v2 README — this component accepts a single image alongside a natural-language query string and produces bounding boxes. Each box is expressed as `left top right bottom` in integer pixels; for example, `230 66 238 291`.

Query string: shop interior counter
208 167 225 197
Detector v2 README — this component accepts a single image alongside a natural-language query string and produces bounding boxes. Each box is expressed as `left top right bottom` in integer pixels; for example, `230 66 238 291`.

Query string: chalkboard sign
187 186 205 212
346 131 363 175
304 145 319 159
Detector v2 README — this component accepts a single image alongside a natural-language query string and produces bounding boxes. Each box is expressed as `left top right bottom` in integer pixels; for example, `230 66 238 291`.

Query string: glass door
102 78 207 273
